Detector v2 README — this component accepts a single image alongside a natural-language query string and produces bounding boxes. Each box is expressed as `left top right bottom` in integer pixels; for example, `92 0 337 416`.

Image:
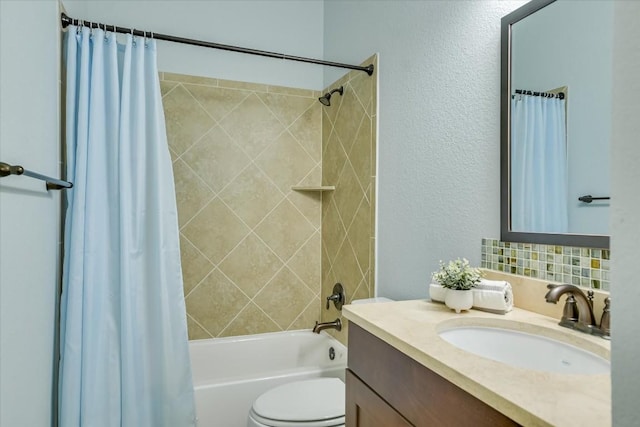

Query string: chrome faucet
545 284 610 338
312 318 342 334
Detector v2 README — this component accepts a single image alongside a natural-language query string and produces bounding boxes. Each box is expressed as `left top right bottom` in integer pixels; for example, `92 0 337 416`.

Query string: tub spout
312 318 342 334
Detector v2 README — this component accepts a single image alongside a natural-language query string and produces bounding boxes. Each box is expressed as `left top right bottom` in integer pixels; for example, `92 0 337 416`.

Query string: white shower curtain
511 94 568 233
59 27 196 426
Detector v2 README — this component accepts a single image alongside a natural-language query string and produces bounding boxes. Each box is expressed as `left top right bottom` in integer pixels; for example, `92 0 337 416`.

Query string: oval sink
438 326 610 375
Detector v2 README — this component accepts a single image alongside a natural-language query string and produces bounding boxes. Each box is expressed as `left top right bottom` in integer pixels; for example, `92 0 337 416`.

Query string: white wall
0 1 62 426
512 0 612 235
324 1 527 300
63 0 325 90
611 1 640 425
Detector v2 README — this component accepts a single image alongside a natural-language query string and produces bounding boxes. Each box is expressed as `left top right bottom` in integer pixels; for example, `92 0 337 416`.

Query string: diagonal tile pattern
161 72 323 339
321 55 379 345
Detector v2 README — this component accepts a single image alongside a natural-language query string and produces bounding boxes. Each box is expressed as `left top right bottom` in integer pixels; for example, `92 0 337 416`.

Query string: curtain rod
60 13 374 76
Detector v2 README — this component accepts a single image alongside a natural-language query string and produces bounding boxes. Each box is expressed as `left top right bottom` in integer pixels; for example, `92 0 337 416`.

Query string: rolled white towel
429 280 513 314
472 280 513 313
429 283 447 302
476 279 511 292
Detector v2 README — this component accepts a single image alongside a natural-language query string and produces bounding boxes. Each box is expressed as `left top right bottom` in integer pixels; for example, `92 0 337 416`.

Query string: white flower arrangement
432 258 482 291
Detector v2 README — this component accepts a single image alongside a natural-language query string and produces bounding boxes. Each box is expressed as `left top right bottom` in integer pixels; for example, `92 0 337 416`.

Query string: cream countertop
342 300 610 427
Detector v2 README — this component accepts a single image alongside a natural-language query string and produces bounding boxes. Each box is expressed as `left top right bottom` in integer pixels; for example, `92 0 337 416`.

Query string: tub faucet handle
326 283 346 310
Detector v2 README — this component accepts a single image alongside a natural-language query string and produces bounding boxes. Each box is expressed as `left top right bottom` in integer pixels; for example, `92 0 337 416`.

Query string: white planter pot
444 289 473 313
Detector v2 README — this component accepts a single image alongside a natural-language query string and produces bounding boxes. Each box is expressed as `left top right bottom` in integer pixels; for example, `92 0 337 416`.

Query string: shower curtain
511 94 568 233
59 27 196 426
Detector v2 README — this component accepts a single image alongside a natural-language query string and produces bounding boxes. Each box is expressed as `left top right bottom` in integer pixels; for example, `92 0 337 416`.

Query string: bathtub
189 330 347 427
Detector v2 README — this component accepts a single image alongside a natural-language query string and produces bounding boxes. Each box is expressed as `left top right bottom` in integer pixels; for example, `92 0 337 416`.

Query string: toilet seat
248 378 345 427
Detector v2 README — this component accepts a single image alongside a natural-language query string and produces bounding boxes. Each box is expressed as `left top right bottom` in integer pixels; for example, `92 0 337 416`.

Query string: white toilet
247 377 345 427
247 298 393 427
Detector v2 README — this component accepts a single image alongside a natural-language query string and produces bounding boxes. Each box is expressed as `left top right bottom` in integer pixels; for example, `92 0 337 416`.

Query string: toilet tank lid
351 297 393 304
252 378 345 422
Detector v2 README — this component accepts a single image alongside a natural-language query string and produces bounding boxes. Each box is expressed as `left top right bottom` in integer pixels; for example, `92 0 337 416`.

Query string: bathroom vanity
346 322 516 426
343 300 611 427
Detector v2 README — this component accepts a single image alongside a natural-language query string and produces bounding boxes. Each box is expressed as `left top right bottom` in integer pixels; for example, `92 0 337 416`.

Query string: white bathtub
189 330 347 427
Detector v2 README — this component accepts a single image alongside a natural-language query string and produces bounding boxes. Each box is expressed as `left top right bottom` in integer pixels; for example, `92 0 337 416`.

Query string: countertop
342 299 611 427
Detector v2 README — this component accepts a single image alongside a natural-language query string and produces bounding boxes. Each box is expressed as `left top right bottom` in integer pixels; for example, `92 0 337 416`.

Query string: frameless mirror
501 0 610 248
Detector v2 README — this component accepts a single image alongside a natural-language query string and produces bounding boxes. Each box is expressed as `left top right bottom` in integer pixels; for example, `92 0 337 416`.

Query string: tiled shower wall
161 72 323 339
321 55 378 344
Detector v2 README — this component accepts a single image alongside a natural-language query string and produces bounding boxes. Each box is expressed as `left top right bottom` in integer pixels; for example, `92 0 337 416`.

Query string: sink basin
438 326 610 375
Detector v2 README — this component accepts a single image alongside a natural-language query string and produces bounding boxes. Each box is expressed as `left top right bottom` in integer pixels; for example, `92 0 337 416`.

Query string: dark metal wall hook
578 195 610 204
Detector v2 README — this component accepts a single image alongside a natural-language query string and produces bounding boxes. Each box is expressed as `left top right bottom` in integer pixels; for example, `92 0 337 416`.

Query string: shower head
318 86 344 106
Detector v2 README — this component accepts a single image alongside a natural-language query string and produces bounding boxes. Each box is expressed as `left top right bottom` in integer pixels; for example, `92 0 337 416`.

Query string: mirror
501 0 610 249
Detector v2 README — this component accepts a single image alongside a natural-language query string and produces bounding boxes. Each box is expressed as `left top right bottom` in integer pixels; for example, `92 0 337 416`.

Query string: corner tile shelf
291 185 335 192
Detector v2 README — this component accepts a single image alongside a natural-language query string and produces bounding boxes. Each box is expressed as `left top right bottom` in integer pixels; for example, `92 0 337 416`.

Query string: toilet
247 377 345 427
247 297 393 427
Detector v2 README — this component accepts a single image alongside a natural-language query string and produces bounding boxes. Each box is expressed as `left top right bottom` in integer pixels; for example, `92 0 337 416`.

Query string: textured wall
323 1 527 300
321 55 378 343
0 2 61 425
161 73 322 339
611 1 640 424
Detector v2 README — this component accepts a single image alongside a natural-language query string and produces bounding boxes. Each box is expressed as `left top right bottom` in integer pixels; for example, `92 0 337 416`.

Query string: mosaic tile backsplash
481 238 610 291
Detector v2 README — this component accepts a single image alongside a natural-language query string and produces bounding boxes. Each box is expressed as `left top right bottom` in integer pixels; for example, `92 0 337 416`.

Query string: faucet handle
561 294 579 324
326 283 346 310
599 297 611 338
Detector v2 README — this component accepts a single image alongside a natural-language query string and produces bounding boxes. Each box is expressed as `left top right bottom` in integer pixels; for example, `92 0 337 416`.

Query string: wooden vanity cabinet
346 323 520 427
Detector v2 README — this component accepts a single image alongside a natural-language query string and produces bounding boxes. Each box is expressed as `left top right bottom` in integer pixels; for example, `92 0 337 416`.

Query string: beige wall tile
254 199 316 262
180 234 214 296
287 190 321 229
219 303 281 337
254 131 317 194
333 89 365 154
321 198 347 266
253 267 316 329
332 238 365 296
320 55 378 346
289 104 322 162
219 93 285 158
218 233 283 298
172 158 215 228
181 126 250 193
218 78 268 92
185 269 249 337
349 115 372 191
257 92 315 128
186 315 213 340
321 131 347 186
267 85 315 98
181 198 250 264
163 72 324 340
287 231 321 292
184 84 250 123
160 80 178 97
350 72 373 115
218 164 284 228
334 162 365 229
163 85 215 156
288 297 321 331
163 72 218 86
347 197 371 276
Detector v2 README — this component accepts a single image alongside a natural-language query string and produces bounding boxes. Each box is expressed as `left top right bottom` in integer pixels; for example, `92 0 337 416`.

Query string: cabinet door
346 370 413 427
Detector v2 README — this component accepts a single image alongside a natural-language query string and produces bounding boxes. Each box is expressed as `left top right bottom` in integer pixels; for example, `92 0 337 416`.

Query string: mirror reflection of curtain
511 94 568 232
